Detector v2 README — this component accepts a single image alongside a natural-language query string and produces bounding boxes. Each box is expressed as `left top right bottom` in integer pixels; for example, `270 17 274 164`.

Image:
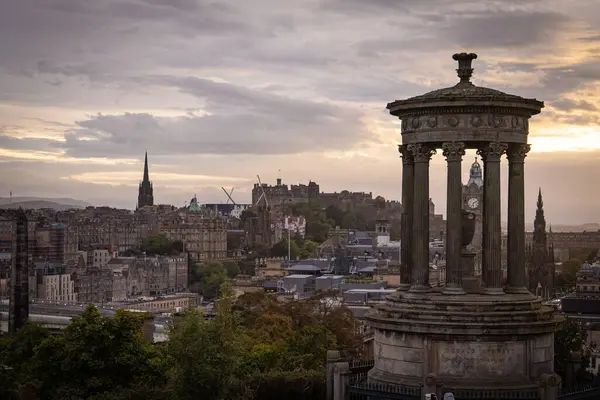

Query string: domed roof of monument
387 53 544 114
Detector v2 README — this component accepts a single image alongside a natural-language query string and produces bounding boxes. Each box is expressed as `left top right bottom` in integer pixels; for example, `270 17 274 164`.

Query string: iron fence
345 358 600 400
348 373 421 400
558 382 600 400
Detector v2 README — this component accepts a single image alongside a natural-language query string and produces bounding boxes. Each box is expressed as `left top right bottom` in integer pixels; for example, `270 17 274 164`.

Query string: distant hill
0 197 91 211
506 222 599 232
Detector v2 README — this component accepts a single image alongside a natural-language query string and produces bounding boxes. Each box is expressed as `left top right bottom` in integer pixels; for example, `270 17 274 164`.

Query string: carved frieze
399 113 529 136
447 116 460 127
427 116 438 128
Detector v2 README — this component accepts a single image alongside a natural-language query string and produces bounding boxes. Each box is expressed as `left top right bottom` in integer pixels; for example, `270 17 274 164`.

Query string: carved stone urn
461 210 476 247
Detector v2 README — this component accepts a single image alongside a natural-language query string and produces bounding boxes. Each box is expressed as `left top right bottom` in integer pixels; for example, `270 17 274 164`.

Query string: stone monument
9 208 30 334
366 53 560 399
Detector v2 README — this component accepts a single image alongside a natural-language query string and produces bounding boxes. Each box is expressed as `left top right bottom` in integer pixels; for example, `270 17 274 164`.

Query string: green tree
166 281 253 400
28 305 166 400
224 261 241 278
287 202 332 243
374 196 386 209
554 317 596 381
300 240 319 259
270 238 301 260
557 259 582 288
189 261 228 298
140 234 183 255
325 205 346 227
0 322 51 399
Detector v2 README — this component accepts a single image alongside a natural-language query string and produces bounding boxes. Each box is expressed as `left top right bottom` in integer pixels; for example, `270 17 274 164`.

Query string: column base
397 284 411 292
442 285 466 295
505 286 531 295
409 284 431 294
483 287 505 296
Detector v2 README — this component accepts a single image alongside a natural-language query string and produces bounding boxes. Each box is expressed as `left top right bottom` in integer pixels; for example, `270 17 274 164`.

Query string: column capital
442 142 466 162
407 144 436 163
507 143 531 163
477 142 507 162
398 144 414 164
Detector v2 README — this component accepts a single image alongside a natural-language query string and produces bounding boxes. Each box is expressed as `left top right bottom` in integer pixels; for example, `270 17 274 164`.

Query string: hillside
0 197 91 210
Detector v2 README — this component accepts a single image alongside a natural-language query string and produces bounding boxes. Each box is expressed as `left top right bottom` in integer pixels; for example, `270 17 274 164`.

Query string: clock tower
462 157 483 274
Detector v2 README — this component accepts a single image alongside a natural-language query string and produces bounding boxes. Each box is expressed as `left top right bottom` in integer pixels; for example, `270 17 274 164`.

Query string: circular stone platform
365 289 561 394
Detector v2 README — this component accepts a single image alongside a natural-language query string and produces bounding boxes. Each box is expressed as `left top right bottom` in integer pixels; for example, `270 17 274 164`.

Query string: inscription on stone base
435 341 526 379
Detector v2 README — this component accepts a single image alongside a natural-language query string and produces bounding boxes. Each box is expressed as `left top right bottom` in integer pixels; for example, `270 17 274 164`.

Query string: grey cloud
353 9 570 58
0 133 60 152
550 99 598 111
5 75 373 157
443 10 568 48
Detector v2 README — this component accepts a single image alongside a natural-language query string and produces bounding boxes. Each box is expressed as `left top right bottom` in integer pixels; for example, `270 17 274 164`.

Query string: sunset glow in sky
1 0 599 223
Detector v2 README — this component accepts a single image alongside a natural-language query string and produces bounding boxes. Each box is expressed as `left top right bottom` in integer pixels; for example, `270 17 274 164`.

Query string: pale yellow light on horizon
0 148 138 165
67 171 252 186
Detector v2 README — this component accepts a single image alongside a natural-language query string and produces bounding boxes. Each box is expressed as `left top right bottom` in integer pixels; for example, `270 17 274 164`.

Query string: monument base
365 290 561 398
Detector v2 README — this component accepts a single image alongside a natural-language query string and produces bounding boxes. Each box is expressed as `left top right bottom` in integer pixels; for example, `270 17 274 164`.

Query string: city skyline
1 0 599 224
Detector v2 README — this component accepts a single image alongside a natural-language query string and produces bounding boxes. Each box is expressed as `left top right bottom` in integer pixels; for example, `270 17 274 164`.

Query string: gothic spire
137 151 154 209
533 188 547 249
143 150 149 183
534 187 545 229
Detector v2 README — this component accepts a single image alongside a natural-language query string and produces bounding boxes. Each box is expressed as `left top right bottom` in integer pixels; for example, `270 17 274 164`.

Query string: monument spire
534 187 546 231
9 207 29 333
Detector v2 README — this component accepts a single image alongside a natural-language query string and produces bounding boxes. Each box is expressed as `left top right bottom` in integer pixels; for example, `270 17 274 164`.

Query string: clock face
467 197 479 209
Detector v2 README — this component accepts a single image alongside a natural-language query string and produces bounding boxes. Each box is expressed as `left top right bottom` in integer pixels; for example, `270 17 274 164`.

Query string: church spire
137 151 154 209
143 150 150 183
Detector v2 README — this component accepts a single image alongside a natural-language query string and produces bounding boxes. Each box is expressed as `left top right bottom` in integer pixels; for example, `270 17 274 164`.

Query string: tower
9 208 29 334
137 151 154 209
462 157 483 274
527 188 554 297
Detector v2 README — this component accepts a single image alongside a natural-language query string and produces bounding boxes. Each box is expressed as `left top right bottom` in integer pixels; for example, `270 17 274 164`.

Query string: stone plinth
365 291 560 395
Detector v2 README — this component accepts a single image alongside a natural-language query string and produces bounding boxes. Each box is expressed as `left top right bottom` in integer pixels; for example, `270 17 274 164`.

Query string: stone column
505 143 531 294
477 142 507 295
332 362 350 400
442 142 466 295
398 144 414 291
407 144 436 293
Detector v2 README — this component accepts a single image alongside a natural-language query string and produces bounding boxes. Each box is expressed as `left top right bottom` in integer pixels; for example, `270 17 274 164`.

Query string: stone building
137 151 154 209
526 230 600 262
0 210 38 255
363 53 559 399
428 198 446 241
252 178 320 206
36 273 77 303
33 222 78 263
75 212 154 253
526 189 555 298
159 196 227 262
74 267 126 303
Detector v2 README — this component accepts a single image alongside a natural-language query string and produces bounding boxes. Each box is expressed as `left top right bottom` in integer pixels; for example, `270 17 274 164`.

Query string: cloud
0 0 599 224
550 99 598 111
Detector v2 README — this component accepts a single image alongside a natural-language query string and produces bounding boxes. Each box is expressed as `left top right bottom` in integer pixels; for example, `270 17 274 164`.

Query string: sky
0 0 599 224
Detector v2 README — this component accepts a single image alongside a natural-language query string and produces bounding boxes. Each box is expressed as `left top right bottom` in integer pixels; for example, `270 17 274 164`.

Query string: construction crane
254 175 269 208
221 187 236 205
